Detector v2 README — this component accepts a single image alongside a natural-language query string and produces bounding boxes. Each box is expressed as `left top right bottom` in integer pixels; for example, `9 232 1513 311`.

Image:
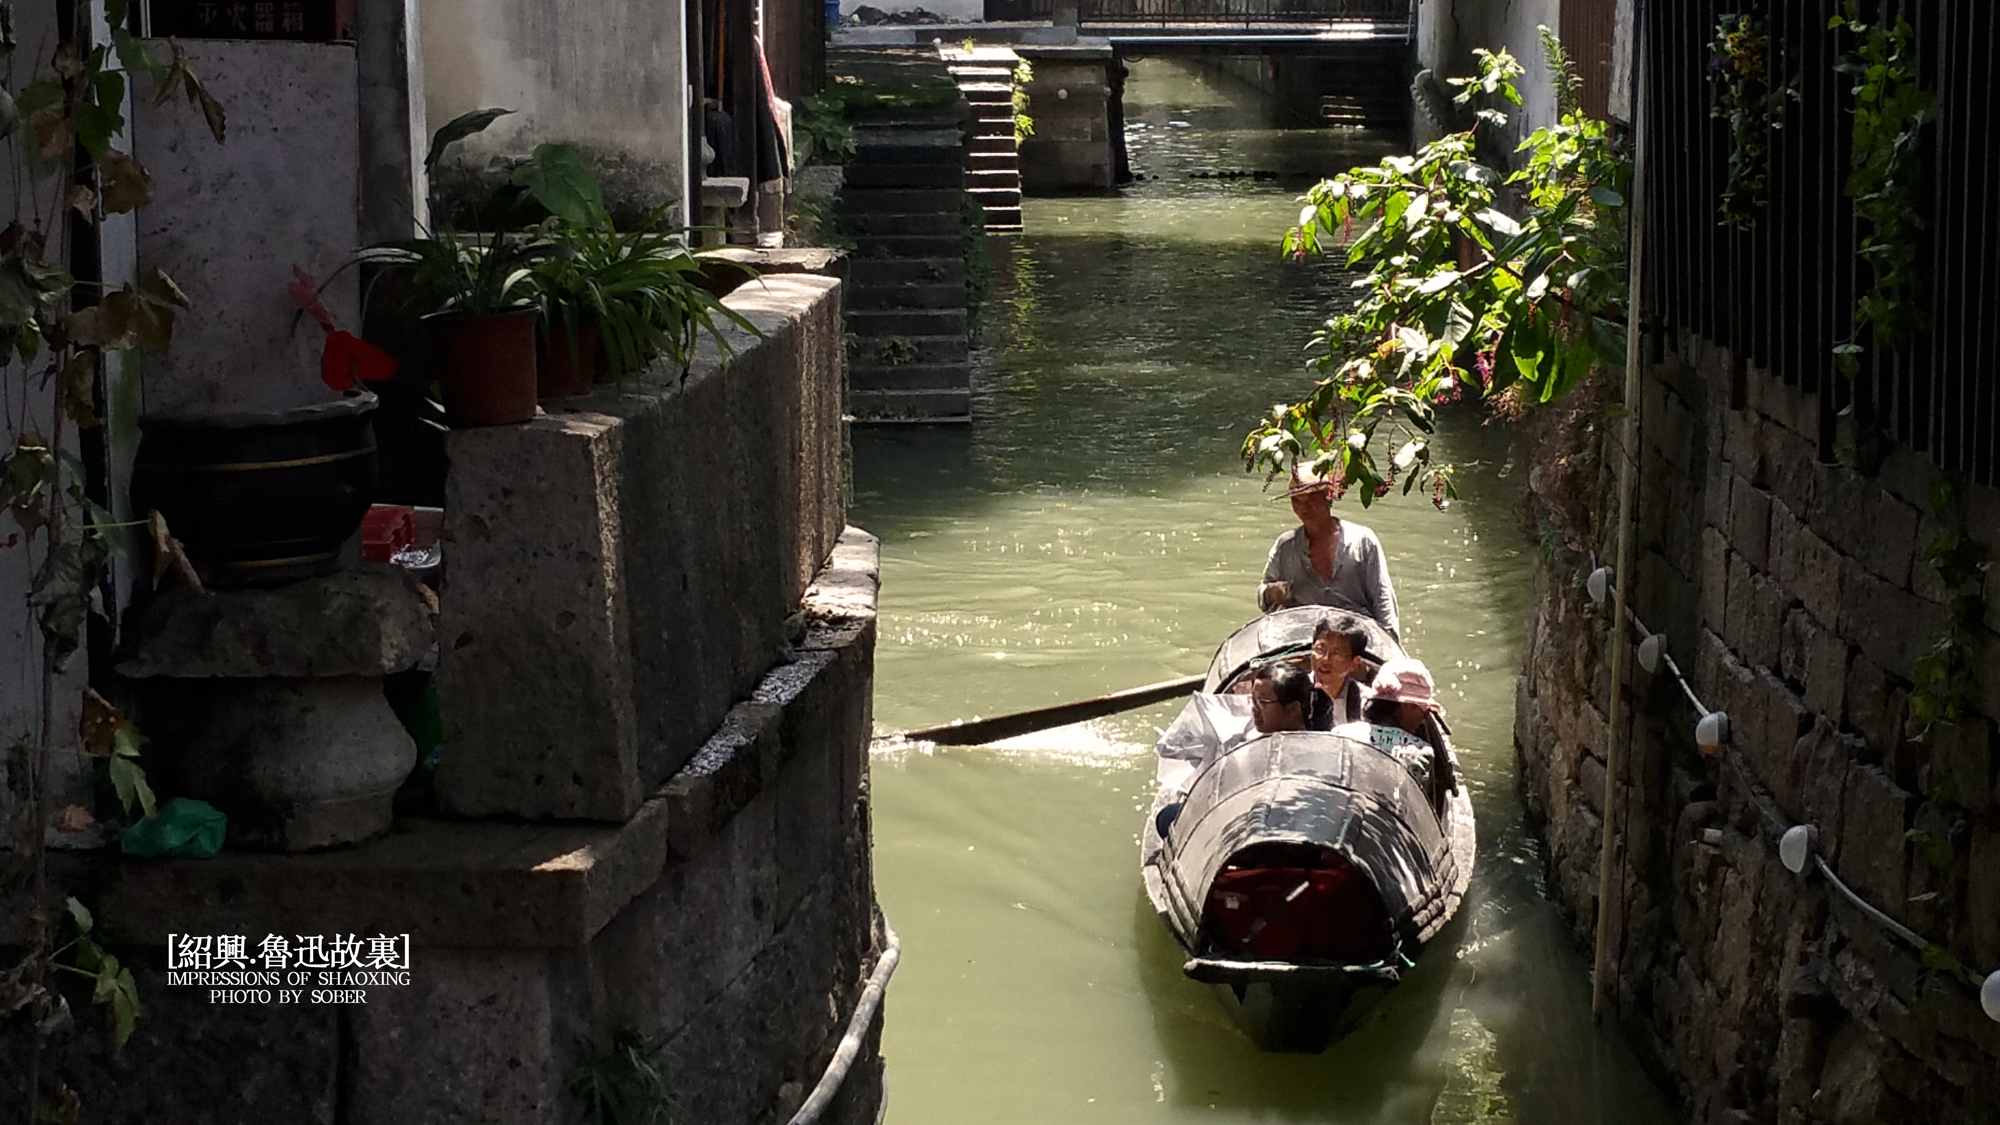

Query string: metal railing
984 0 1411 26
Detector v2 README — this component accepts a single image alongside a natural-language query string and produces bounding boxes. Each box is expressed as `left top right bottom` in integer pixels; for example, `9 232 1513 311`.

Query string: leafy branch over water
1245 30 1630 508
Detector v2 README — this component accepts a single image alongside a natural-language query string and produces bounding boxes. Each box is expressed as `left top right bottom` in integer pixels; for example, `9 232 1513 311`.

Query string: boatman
1257 462 1401 642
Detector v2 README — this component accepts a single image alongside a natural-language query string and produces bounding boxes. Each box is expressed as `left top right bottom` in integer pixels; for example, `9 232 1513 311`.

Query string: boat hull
1140 608 1477 1052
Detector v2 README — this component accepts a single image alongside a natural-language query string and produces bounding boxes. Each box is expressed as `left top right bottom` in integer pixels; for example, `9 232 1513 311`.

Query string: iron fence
1644 0 1998 485
983 0 1411 25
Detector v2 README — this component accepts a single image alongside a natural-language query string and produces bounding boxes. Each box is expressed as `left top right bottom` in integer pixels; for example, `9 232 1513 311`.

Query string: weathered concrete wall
1413 0 1561 146
1515 337 2000 1123
133 41 363 416
0 533 883 1125
419 0 692 219
435 274 847 822
1016 45 1116 193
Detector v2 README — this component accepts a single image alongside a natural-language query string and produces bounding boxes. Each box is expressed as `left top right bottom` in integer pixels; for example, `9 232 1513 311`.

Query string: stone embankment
1515 336 1999 1123
0 277 888 1125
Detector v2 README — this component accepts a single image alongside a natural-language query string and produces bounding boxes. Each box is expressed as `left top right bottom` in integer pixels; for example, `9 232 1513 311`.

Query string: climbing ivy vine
1908 476 1989 737
1828 1 1934 366
1244 30 1630 507
1709 10 1797 229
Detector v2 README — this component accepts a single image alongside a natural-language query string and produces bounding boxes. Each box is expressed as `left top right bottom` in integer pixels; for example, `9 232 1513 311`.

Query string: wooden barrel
131 393 379 587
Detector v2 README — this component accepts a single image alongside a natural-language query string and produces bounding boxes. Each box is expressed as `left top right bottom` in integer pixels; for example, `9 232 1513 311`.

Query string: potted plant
520 143 760 390
362 228 549 426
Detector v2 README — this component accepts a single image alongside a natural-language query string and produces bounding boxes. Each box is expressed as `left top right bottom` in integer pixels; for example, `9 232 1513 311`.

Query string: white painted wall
1415 0 1562 159
420 0 692 218
133 42 364 416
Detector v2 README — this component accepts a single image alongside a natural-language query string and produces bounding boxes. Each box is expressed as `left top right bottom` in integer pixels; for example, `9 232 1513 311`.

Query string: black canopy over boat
1140 607 1476 1051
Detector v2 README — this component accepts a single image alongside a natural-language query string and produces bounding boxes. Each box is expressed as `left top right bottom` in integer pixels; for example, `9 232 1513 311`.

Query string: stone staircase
944 48 1025 233
839 125 973 419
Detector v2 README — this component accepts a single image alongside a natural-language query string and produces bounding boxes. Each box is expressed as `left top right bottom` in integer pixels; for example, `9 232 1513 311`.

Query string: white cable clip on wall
1779 824 1816 874
1587 566 1613 605
1695 710 1729 756
1637 633 1666 674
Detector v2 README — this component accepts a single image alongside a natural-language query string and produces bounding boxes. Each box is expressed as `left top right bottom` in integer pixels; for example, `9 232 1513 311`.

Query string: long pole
1594 2 1647 1022
898 674 1204 746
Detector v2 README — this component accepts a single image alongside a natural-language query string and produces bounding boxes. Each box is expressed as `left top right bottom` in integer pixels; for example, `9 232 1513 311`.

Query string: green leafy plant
1907 476 1988 737
1244 31 1630 508
570 1029 675 1125
1012 59 1035 146
2 5 221 1111
1829 1 1934 366
795 94 857 163
1710 11 1798 228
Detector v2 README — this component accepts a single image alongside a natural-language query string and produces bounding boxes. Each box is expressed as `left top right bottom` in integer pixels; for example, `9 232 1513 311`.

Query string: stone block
1730 474 1772 573
1759 420 1821 512
1921 717 1993 818
435 277 844 821
1704 450 1735 532
1724 553 1784 672
1721 408 1763 484
1578 751 1607 817
1769 499 1845 628
1699 527 1729 634
0 960 340 1125
1966 826 2000 970
1836 556 1945 682
346 949 568 1125
1748 669 1812 816
1780 606 1815 688
1843 653 1906 761
1809 462 1920 589
117 565 436 678
1835 765 1912 924
1803 624 1850 722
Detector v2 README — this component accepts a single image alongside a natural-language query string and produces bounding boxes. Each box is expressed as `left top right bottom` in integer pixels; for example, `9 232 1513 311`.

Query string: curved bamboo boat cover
1154 733 1462 955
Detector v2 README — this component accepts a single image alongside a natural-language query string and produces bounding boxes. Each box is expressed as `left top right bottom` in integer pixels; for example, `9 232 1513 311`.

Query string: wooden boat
1140 606 1475 1051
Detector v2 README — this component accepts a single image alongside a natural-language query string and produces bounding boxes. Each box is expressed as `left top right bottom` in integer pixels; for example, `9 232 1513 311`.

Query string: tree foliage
1244 31 1631 508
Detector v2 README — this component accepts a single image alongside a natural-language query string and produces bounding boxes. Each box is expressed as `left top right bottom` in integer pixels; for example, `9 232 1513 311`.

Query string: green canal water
849 59 1680 1125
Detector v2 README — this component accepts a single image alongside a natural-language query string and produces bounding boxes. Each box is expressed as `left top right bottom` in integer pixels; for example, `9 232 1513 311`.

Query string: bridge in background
981 0 1414 126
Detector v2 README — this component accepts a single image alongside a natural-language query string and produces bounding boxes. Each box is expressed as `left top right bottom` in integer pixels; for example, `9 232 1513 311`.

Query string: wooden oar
897 673 1206 746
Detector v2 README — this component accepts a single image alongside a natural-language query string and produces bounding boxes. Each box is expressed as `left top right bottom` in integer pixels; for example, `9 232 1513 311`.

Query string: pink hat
1369 658 1440 712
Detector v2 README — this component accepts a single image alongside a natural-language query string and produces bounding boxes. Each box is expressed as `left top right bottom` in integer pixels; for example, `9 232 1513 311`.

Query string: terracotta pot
132 393 378 587
537 320 599 397
428 308 539 426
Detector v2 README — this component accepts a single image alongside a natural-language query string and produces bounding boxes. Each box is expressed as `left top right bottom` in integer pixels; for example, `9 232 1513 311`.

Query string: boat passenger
1256 463 1401 641
1347 657 1443 788
1307 617 1372 730
1249 661 1312 735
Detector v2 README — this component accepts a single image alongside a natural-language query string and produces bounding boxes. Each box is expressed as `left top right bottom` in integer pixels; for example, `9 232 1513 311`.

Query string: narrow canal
850 59 1680 1124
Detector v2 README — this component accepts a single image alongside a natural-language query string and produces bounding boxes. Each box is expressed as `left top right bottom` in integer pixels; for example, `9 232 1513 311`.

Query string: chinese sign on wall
146 0 347 41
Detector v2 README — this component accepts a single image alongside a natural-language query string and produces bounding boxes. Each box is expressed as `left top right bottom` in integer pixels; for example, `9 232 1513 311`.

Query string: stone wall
1 277 885 1125
419 0 693 218
436 275 847 822
1016 46 1116 193
1515 335 2000 1123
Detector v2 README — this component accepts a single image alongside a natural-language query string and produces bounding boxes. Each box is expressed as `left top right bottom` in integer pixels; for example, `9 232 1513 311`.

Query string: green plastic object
120 798 227 858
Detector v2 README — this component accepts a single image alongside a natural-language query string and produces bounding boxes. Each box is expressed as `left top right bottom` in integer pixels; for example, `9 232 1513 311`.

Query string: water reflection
855 58 1677 1125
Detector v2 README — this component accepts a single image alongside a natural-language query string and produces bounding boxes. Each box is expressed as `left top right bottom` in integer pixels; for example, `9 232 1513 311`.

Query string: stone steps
845 361 975 389
848 386 972 419
848 257 966 286
945 53 1023 234
846 282 966 311
840 210 962 237
847 308 968 337
849 333 970 367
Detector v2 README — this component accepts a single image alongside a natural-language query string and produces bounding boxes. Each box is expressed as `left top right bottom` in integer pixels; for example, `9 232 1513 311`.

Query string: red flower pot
428 308 539 426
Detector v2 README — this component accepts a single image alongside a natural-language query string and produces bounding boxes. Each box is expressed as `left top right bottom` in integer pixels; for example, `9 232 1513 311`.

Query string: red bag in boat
1203 861 1390 962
